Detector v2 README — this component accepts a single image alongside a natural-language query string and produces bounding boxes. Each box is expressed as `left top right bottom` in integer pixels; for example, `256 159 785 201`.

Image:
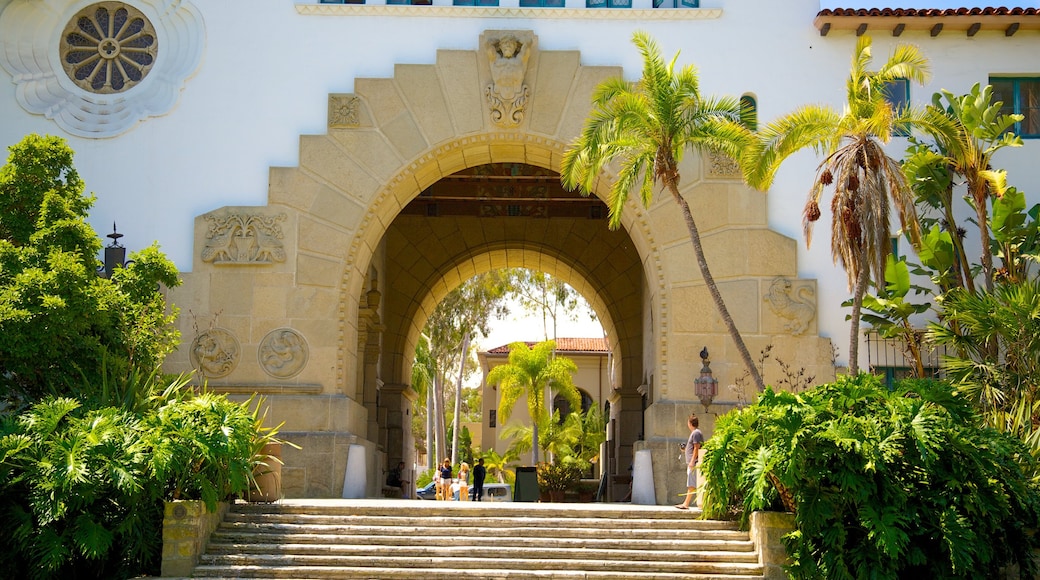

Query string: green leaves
701 375 1040 578
0 134 181 404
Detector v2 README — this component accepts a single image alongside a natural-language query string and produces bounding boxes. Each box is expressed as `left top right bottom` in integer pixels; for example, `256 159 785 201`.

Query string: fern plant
701 374 1040 579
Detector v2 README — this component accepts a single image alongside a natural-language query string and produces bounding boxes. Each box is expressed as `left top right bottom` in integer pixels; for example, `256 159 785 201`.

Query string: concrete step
206 533 755 553
192 500 764 579
192 565 766 580
198 553 762 574
201 543 759 563
222 511 742 531
211 522 750 542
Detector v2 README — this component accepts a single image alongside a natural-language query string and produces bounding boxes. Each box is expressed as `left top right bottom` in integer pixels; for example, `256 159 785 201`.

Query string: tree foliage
0 134 181 404
0 377 272 579
746 36 955 374
486 340 580 464
701 374 1040 579
560 31 764 391
504 269 596 340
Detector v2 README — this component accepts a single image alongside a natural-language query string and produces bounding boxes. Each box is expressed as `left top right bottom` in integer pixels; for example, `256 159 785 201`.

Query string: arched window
553 389 594 420
740 94 758 131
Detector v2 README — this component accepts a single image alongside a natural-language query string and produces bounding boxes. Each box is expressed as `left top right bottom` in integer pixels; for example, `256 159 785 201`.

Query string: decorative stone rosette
0 0 204 138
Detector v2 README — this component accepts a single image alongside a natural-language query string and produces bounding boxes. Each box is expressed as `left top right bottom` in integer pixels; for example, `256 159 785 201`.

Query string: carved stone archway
166 30 836 501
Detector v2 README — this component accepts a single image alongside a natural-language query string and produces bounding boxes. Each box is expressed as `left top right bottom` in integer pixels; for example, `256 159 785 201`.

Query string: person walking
676 414 704 510
472 458 487 501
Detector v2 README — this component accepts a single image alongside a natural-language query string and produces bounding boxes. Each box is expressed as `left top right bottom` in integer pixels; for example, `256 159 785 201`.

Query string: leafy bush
0 135 181 406
0 398 163 579
701 374 1040 579
0 381 275 578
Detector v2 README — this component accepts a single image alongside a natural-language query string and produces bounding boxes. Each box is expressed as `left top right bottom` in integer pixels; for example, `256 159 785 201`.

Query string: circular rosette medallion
61 2 158 94
258 328 309 379
190 328 240 379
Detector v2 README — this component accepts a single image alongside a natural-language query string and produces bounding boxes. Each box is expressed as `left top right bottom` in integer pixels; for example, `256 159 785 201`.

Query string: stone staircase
190 499 764 579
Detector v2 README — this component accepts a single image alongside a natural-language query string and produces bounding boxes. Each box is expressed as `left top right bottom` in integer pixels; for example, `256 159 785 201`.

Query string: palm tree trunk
433 373 446 464
668 183 766 392
426 386 435 471
970 180 994 293
451 331 470 465
848 264 869 375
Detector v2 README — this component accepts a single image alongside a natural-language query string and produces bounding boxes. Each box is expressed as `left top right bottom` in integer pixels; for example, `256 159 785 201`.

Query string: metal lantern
694 346 718 412
101 222 127 279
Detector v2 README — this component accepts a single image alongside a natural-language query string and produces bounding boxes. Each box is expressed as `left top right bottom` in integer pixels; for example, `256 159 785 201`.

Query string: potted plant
246 396 300 503
537 461 580 502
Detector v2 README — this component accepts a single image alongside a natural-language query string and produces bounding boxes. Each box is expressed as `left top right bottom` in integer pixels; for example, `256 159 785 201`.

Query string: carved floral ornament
201 212 287 265
0 0 204 138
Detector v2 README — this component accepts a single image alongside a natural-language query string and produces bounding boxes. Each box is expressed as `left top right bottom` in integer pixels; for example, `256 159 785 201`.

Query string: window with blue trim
653 0 699 6
882 78 910 137
587 0 632 7
990 77 1040 138
519 0 565 6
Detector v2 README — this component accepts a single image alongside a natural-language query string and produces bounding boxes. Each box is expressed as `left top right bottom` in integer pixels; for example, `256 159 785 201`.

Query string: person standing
472 458 487 501
438 458 453 501
676 414 704 510
457 462 470 501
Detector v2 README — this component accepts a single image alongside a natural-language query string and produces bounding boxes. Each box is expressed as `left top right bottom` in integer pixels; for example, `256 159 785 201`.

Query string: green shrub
0 398 163 579
701 374 1040 579
0 383 273 578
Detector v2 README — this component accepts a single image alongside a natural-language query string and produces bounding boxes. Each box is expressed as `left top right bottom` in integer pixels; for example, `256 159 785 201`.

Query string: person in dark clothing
386 461 408 496
472 458 487 501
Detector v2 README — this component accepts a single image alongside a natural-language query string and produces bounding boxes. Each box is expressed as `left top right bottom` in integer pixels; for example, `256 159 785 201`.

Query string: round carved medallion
60 2 157 94
258 328 309 379
190 328 240 379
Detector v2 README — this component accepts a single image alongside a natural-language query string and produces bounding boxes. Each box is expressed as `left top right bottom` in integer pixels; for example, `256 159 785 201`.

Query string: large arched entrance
166 29 836 502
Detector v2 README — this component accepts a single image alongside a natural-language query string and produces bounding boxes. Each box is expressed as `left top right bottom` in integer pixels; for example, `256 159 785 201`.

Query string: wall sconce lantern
100 222 129 278
694 346 718 412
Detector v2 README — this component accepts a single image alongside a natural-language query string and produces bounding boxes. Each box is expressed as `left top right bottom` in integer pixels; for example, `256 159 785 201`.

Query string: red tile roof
814 6 1040 36
485 337 608 354
819 7 1039 17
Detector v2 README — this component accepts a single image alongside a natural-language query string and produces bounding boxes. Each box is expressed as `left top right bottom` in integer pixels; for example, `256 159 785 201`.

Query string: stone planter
161 500 229 577
247 442 282 503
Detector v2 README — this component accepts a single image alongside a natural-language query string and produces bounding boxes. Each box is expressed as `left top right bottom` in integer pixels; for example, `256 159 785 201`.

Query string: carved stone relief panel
707 150 741 177
190 328 240 378
764 277 816 336
201 212 287 265
259 328 309 379
329 94 361 128
482 30 535 128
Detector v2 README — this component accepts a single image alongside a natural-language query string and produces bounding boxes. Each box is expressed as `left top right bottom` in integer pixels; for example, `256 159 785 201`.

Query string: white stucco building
1 0 1037 502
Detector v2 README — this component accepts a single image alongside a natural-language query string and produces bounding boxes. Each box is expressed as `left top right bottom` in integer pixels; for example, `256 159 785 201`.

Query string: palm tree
745 35 954 374
561 31 764 391
486 340 580 464
924 83 1024 293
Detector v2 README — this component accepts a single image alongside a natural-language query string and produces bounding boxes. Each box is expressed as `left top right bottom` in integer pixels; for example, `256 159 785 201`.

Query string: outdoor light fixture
694 346 717 412
99 222 130 279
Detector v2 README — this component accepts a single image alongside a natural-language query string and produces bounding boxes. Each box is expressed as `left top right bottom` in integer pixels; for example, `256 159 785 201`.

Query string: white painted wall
1 0 1037 371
